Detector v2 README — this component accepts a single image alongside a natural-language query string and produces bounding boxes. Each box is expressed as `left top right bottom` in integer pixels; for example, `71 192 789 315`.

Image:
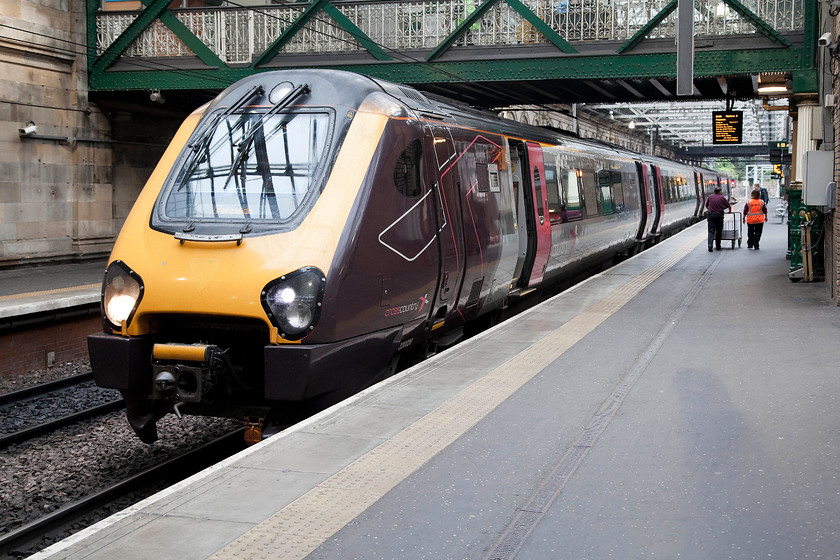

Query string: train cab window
393 139 423 197
159 110 332 224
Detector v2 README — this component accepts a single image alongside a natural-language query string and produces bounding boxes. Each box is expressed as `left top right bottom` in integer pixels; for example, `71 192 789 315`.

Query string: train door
649 164 664 238
635 161 651 242
525 143 551 287
509 141 528 287
693 171 704 218
427 125 465 326
508 140 550 290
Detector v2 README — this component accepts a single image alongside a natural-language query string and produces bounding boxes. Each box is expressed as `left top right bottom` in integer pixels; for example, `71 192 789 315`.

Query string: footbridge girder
88 0 817 108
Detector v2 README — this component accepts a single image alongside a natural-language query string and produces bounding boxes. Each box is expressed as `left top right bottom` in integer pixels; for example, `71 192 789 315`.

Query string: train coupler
243 417 265 446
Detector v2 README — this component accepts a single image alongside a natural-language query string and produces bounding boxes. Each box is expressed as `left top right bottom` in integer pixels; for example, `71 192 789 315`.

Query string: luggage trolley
721 211 742 248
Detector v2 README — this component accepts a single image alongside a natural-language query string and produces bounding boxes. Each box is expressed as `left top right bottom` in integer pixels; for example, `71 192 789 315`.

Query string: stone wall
0 0 116 265
0 0 177 268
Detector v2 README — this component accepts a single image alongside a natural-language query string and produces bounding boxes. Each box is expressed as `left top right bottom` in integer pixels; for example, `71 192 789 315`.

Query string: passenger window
533 167 544 224
562 169 583 221
544 163 561 216
598 170 613 215
393 139 423 197
581 171 600 218
612 172 624 212
488 163 500 192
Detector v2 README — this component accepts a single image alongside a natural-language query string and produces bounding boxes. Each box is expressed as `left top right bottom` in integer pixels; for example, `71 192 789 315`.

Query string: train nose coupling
154 371 177 394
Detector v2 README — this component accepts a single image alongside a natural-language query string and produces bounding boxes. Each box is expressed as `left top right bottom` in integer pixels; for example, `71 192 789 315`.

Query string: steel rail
0 428 246 558
0 372 94 407
0 399 126 448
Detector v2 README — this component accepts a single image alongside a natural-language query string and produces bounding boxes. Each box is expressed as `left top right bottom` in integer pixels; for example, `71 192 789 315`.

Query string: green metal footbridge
88 0 817 107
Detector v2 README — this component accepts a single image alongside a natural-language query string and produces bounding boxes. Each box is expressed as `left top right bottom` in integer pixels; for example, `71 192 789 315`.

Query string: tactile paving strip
211 231 706 560
0 283 100 302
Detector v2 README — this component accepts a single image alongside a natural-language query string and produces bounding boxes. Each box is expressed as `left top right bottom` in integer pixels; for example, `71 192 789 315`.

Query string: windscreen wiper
188 85 264 153
177 85 265 190
220 83 311 198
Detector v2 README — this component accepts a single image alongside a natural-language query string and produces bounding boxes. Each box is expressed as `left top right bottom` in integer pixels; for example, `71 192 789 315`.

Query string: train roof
212 69 725 178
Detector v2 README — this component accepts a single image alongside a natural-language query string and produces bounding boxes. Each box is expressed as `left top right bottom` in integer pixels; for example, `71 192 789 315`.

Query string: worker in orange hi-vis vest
743 188 768 250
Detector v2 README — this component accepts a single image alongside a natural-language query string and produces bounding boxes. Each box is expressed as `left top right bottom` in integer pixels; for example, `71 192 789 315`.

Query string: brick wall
0 316 100 379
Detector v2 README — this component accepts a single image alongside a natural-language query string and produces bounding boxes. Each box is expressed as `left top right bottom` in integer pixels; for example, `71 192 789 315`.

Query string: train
88 69 733 443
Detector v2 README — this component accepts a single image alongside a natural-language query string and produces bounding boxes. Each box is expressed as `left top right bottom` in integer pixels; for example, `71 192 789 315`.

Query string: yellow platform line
0 283 100 302
212 231 706 560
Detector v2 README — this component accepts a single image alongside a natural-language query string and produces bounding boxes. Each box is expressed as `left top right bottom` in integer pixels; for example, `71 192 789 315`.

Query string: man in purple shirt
705 187 731 252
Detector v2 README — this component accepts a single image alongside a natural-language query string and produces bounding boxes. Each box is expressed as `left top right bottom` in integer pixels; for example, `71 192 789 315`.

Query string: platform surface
0 260 105 318
32 201 840 560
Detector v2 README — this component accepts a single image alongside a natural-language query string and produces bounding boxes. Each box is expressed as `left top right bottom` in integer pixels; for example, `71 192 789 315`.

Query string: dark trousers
707 213 724 248
747 222 764 248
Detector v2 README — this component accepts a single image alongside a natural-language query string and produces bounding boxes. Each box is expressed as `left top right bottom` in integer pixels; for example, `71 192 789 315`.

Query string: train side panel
449 128 519 321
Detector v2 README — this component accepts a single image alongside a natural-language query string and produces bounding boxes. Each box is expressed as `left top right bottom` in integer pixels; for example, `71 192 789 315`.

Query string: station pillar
791 96 819 184
787 96 825 281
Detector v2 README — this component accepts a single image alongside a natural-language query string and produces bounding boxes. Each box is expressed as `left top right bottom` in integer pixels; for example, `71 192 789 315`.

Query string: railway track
0 428 246 558
0 372 124 448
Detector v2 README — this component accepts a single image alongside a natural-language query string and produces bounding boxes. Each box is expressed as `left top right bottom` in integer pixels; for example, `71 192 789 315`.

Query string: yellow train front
89 69 720 444
88 70 462 443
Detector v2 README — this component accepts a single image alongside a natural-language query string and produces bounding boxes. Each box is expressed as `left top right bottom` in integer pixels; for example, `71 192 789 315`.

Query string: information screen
712 111 743 144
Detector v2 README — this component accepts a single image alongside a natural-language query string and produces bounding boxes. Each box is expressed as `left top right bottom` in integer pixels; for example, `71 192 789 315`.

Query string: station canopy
579 97 790 149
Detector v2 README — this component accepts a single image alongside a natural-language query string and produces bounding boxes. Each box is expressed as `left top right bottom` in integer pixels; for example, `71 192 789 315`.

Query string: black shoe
754 246 759 250
708 246 713 252
716 246 722 251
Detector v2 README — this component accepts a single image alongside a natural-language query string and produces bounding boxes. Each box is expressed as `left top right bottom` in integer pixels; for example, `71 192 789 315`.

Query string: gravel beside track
0 360 91 396
0 359 241 554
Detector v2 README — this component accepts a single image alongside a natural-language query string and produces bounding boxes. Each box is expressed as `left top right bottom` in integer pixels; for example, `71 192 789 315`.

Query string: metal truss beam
87 0 816 149
251 0 390 66
89 47 813 91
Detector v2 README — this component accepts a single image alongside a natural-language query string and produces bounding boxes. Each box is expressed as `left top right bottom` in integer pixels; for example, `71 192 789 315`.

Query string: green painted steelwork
425 0 576 60
92 0 173 72
88 0 816 95
147 2 228 68
618 0 677 54
722 0 790 47
503 0 577 54
251 0 390 67
320 4 391 61
89 47 814 91
620 0 789 55
426 0 503 61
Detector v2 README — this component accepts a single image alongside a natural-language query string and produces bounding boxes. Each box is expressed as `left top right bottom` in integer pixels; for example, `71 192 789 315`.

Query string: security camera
820 32 832 46
18 122 37 136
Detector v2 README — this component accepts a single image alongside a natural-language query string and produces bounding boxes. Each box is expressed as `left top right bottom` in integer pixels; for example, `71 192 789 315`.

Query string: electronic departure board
712 111 743 144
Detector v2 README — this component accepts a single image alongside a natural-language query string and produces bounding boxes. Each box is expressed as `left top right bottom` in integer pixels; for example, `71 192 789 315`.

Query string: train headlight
261 267 325 340
102 261 144 330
